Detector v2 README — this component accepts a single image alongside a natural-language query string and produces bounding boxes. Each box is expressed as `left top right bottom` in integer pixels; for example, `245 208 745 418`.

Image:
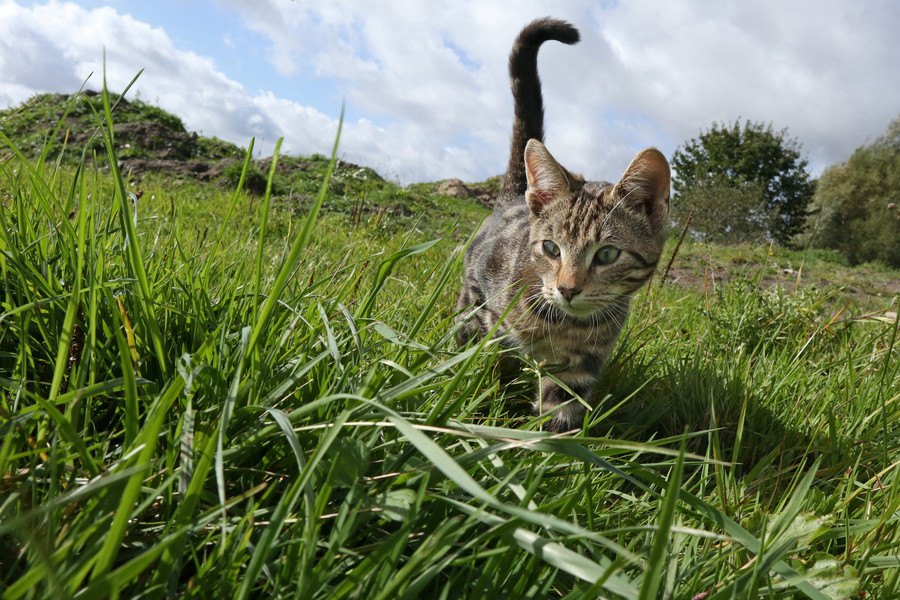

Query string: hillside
0 91 243 175
0 90 498 210
4 91 895 308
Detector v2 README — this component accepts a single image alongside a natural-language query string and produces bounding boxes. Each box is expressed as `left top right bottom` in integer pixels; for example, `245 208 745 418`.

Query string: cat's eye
593 245 621 265
542 240 560 257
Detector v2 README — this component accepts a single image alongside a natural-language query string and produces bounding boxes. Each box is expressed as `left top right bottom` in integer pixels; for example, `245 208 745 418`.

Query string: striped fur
457 18 671 432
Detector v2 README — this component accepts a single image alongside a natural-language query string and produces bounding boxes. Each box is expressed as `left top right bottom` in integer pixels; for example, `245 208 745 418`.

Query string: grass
663 240 899 309
1 88 899 599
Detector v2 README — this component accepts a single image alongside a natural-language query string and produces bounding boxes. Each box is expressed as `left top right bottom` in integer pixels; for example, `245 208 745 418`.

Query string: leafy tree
674 177 769 245
803 116 900 267
672 120 815 245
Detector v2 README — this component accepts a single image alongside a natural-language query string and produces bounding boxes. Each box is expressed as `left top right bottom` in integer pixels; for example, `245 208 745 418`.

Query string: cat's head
523 139 670 318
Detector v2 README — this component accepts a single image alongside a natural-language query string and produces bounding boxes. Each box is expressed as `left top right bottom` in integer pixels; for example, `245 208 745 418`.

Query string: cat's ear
525 139 571 214
614 148 670 225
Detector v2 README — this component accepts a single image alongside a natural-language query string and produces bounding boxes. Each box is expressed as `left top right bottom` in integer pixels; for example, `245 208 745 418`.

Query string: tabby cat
457 17 671 432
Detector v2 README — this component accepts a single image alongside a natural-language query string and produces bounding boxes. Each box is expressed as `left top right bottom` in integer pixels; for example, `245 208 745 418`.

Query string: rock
436 178 473 198
435 176 503 208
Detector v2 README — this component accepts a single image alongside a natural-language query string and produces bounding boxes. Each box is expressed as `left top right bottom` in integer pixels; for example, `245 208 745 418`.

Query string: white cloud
0 2 273 147
1 0 899 184
592 1 900 173
219 0 900 179
0 0 508 182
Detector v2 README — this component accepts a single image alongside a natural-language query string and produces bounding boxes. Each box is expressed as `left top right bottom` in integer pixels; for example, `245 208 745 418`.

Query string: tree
675 177 769 245
803 116 900 267
672 120 815 245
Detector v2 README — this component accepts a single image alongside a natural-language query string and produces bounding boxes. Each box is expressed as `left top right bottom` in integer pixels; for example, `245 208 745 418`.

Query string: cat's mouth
555 300 596 318
542 288 598 318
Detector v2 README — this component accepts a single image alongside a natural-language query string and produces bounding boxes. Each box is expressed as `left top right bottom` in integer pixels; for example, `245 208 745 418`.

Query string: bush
672 120 815 245
221 160 271 195
803 116 900 267
673 177 769 244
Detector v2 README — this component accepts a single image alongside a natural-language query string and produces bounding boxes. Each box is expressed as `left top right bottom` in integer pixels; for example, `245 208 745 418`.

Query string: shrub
221 159 271 195
672 120 815 245
673 177 769 244
803 116 900 267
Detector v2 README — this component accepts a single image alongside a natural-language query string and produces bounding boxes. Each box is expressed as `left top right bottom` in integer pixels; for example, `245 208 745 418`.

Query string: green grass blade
202 137 256 283
252 136 282 323
98 66 169 375
247 106 343 356
638 441 685 600
88 376 186 582
216 326 250 547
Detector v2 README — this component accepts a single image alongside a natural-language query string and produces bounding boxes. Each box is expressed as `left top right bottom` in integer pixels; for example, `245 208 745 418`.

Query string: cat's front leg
535 375 594 433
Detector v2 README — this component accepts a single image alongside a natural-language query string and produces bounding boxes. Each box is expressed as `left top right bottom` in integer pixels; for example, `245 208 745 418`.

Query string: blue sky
61 0 350 117
1 1 899 183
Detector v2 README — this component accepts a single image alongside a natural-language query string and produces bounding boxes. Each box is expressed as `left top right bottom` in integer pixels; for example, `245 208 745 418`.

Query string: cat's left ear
613 148 670 226
524 139 573 214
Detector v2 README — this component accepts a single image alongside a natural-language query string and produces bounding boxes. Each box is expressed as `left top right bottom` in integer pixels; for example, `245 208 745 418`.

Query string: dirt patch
659 254 900 308
120 158 213 179
115 121 197 160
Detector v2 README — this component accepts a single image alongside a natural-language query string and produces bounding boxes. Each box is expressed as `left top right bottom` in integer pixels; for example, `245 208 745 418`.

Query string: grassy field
1 91 899 599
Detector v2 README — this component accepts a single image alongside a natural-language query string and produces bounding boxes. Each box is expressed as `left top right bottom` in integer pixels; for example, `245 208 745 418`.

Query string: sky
1 0 898 184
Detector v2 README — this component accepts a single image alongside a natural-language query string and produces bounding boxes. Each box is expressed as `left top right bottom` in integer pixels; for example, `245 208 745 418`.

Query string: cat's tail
501 18 580 200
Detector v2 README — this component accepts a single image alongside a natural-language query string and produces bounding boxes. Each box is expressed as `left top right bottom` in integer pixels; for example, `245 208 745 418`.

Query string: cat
457 17 671 432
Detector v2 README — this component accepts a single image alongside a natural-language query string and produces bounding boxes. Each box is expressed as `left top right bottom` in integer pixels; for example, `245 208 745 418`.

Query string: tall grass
1 89 899 599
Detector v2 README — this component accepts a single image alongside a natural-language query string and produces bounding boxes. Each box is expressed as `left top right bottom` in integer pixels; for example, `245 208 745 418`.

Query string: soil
658 254 900 308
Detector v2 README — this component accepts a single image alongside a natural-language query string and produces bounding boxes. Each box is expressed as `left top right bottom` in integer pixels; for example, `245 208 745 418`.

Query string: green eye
542 240 560 257
593 245 621 265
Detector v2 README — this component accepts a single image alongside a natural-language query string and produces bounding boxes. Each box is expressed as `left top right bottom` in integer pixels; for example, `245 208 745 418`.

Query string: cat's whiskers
590 296 627 334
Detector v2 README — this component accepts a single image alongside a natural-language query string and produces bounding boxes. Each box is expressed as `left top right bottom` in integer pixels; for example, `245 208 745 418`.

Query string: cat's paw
542 403 585 433
534 379 587 433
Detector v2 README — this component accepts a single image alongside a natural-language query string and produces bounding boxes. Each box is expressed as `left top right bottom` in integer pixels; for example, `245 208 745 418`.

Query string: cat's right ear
613 148 670 227
525 139 570 214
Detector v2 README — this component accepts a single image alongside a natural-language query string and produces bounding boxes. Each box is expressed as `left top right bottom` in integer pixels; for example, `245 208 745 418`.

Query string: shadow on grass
590 345 860 483
483 346 817 476
605 367 800 464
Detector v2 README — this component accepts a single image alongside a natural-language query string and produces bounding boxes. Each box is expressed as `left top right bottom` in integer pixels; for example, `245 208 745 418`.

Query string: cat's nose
557 286 581 301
